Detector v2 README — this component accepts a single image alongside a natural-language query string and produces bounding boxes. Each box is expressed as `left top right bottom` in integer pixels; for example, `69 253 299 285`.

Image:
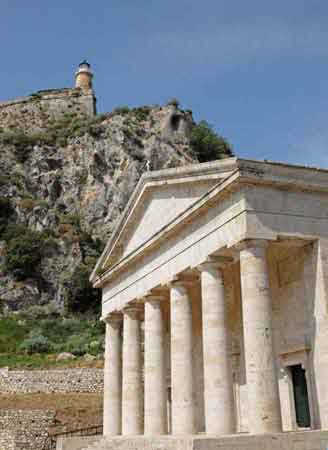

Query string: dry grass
0 353 104 369
0 393 103 433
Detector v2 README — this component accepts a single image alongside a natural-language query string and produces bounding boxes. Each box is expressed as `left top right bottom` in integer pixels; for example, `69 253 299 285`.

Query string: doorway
290 364 311 428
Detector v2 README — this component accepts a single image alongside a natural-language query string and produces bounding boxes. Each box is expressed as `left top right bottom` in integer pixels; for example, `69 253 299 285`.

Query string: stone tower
75 60 93 91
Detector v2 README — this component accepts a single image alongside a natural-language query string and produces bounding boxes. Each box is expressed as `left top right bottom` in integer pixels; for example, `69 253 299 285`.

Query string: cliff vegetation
0 90 232 366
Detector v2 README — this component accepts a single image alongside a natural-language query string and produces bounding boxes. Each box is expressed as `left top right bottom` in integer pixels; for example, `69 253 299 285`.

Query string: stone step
81 437 107 450
67 432 328 450
57 435 103 450
81 436 184 450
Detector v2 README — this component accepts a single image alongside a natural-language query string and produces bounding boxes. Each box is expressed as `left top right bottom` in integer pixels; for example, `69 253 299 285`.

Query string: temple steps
73 431 328 450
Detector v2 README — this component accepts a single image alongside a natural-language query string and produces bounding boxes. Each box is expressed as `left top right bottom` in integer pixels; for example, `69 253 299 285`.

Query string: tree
190 120 233 163
66 262 101 314
5 229 43 280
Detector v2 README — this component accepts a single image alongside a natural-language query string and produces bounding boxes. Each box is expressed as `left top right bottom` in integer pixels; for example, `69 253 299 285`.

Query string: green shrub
0 197 14 235
0 316 105 362
35 199 49 209
64 334 89 355
39 318 84 340
78 232 104 260
19 198 35 210
20 302 61 320
5 228 43 279
20 305 46 319
59 213 80 226
113 106 130 115
190 120 233 162
88 339 104 355
132 106 151 122
66 263 101 313
0 113 106 159
0 317 29 353
0 197 12 215
1 132 29 161
19 334 51 354
1 223 27 242
30 92 43 101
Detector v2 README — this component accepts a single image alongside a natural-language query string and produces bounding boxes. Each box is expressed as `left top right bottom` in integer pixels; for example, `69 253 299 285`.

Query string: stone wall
0 368 103 394
58 432 328 450
0 88 95 133
0 409 55 450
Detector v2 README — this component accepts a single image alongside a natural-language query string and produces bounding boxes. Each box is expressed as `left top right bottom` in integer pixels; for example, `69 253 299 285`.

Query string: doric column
103 312 123 436
239 240 282 434
170 280 196 434
144 296 167 435
122 305 143 435
199 257 235 435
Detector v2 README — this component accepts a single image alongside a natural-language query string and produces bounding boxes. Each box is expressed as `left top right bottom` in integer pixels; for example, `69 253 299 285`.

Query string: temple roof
90 157 328 286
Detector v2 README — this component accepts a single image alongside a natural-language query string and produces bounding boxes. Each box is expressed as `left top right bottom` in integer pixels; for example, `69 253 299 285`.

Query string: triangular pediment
91 156 328 286
122 179 219 257
91 158 237 281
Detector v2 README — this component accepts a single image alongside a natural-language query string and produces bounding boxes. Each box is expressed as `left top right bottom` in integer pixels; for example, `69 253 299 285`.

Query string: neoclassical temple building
90 158 328 448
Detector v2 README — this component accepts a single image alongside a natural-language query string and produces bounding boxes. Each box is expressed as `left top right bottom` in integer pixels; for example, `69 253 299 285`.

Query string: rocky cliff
0 89 203 315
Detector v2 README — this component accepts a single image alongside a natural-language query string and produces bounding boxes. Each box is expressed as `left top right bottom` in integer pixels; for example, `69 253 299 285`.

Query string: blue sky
1 1 328 167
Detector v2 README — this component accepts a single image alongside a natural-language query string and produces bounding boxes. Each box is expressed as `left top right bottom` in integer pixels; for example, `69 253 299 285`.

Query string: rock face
0 89 196 314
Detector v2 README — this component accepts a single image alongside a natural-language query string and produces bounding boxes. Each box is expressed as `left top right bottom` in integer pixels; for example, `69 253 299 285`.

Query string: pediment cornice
91 158 328 287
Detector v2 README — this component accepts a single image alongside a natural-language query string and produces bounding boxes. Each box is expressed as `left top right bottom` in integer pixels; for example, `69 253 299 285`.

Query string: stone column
170 280 196 434
239 240 282 434
103 312 123 436
122 305 143 435
144 296 167 435
199 257 235 435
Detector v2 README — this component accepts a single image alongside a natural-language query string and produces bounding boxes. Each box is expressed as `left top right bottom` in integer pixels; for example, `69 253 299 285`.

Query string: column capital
169 273 199 289
197 255 234 272
123 304 142 318
234 239 269 252
103 311 123 324
144 295 166 305
169 280 194 289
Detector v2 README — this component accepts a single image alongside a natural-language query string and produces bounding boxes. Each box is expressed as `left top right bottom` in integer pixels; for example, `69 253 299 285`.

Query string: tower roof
79 60 90 68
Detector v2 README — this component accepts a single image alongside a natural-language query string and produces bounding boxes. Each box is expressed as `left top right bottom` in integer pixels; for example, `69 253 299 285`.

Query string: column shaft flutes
144 297 167 435
122 306 143 435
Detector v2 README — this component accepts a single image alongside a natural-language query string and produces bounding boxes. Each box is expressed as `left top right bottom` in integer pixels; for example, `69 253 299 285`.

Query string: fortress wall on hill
0 88 95 133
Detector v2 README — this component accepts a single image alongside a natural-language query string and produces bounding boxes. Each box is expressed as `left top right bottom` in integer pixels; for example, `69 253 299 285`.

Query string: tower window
170 114 180 132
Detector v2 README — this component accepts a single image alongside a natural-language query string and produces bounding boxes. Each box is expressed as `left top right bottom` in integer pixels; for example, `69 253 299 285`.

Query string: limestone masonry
0 409 55 450
0 367 103 394
72 158 328 449
0 87 96 133
3 62 328 450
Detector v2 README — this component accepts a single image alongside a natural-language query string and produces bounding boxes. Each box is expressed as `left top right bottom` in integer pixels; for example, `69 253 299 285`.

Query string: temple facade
91 158 328 440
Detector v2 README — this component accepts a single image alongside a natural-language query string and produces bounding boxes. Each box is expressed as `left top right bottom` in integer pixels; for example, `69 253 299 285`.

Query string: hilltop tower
75 60 93 91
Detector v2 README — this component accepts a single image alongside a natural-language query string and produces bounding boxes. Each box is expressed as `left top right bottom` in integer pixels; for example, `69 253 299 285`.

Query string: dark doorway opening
170 114 180 132
290 364 311 428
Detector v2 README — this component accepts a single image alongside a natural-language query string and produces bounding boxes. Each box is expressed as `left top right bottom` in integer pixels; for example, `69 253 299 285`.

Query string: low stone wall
0 409 55 450
60 432 328 450
0 368 103 394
